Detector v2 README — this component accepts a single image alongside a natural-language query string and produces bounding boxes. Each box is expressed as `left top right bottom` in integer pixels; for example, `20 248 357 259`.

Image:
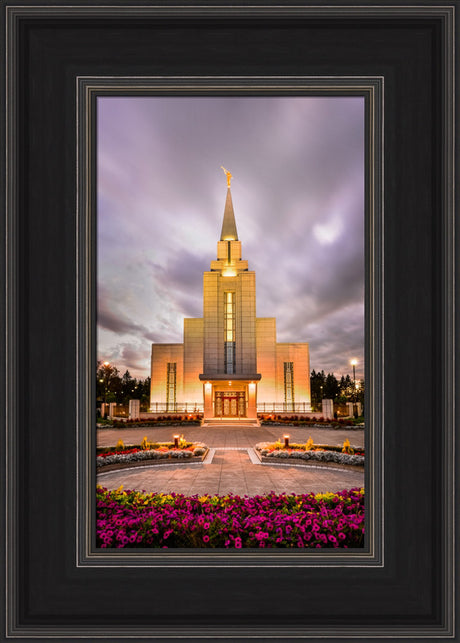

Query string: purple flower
95 486 365 549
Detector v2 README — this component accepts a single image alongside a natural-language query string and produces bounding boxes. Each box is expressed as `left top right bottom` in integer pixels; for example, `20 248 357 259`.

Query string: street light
350 359 358 403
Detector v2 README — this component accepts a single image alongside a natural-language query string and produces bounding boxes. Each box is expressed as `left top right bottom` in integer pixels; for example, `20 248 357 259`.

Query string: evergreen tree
120 370 134 403
310 369 326 410
324 372 339 400
338 374 355 402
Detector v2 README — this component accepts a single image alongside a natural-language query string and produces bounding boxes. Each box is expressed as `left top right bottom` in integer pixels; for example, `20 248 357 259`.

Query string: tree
310 369 326 410
121 370 135 404
139 376 151 409
96 361 121 403
96 362 151 409
337 374 351 402
324 372 339 400
356 379 365 407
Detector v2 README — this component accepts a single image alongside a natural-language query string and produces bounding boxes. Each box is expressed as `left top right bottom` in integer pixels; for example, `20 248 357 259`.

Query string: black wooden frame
2 2 457 641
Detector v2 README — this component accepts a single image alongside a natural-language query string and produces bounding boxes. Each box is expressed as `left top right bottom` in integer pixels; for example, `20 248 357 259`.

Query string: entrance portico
200 374 260 422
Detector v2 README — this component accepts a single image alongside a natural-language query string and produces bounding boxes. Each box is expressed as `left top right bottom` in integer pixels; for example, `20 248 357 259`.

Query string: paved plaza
97 424 365 496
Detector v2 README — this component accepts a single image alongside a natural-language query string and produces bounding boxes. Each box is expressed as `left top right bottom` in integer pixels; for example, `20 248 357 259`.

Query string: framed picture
3 2 457 640
90 84 374 557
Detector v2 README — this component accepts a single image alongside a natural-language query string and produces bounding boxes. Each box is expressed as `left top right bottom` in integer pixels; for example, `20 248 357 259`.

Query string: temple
150 170 311 423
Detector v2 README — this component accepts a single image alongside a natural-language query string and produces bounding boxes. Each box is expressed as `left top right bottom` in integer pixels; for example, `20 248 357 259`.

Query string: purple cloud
98 96 365 379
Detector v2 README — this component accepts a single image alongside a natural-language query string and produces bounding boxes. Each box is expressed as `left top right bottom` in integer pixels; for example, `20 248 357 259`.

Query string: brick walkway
96 424 365 496
97 424 365 449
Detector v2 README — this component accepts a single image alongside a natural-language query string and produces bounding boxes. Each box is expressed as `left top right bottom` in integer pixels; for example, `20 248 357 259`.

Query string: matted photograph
95 95 365 549
5 1 456 639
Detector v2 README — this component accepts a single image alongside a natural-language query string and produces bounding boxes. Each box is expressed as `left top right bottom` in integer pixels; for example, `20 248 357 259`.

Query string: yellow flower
315 491 335 502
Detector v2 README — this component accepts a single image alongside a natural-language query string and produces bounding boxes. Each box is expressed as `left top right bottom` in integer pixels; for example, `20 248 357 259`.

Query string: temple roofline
199 373 261 381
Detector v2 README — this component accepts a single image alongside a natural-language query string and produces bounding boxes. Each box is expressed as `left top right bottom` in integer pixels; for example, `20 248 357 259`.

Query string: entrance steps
201 417 260 427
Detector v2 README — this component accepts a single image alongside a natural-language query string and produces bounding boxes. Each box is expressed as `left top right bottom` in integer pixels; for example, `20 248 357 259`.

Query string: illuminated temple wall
150 181 311 412
150 321 311 407
150 344 183 405
255 318 277 403
275 342 311 405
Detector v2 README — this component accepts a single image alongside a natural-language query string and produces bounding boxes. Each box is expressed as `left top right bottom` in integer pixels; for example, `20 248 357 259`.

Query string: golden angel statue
220 166 233 187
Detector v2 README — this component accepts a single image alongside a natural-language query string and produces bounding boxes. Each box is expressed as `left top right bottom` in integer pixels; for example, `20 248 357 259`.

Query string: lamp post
350 359 358 403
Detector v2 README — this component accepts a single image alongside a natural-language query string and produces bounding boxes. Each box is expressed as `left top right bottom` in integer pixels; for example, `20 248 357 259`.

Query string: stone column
322 398 334 420
346 402 354 418
100 403 107 418
129 399 140 420
247 382 257 418
108 402 117 419
356 402 363 417
203 382 213 419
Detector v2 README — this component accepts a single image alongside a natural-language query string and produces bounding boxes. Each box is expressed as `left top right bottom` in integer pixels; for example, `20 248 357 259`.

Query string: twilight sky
97 96 364 380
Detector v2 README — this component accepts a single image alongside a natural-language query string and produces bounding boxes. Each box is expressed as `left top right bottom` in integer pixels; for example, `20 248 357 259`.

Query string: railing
256 403 312 413
148 403 204 413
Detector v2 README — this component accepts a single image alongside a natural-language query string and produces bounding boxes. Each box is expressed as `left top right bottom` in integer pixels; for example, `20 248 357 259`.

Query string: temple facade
150 171 311 421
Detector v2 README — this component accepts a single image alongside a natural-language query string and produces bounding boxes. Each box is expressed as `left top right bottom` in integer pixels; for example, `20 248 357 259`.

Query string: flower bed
97 438 208 468
111 415 202 428
259 415 364 428
96 486 365 548
255 440 364 467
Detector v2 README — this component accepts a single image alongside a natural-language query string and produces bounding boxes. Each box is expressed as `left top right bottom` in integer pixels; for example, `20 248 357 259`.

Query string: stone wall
256 317 277 402
183 318 204 403
150 343 184 405
275 342 311 408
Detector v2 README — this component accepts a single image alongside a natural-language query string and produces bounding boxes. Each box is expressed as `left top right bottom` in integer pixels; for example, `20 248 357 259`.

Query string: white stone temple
150 170 311 422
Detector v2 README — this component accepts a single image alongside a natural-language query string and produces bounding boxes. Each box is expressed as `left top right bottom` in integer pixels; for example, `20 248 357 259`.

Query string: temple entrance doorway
215 391 246 417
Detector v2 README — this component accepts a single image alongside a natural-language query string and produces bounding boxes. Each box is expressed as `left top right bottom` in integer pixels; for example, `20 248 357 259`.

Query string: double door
215 391 246 417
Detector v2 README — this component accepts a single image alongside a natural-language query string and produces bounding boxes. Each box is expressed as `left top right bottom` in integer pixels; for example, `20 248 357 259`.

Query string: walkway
96 424 365 496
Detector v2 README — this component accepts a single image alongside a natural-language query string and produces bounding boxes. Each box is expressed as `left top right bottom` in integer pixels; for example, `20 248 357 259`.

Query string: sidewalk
97 424 365 449
96 424 365 496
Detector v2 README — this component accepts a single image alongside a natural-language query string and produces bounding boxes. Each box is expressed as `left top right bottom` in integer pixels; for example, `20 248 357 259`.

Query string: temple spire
219 168 238 241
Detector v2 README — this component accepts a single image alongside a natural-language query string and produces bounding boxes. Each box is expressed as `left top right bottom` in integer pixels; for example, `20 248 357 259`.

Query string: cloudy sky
97 96 364 380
